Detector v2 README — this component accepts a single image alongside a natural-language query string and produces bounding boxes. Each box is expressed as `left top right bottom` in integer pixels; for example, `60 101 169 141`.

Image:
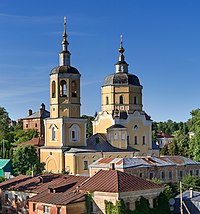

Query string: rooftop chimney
28 109 32 116
110 163 115 170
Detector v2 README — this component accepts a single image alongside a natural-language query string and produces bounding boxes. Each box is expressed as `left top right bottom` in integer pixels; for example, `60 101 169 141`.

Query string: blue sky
0 0 200 122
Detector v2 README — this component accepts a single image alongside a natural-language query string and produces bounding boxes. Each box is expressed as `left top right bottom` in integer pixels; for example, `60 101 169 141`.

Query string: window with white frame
122 133 125 140
69 124 80 142
44 205 50 213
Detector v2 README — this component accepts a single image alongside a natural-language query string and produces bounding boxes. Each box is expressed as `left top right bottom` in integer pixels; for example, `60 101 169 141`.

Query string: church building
40 18 159 175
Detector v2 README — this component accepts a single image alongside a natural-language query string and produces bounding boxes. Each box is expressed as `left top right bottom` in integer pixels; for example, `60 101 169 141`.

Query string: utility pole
180 181 183 214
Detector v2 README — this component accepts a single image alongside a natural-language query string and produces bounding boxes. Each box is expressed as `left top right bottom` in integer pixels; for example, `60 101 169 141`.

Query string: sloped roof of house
80 170 163 193
23 109 50 119
90 156 200 169
0 173 88 194
0 159 11 169
18 137 45 147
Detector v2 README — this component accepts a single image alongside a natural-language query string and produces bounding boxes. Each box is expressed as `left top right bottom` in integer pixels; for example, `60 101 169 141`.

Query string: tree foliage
81 115 95 138
12 144 45 175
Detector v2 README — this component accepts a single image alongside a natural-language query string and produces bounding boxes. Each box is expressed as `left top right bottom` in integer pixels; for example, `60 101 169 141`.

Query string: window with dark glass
106 96 109 105
169 171 172 180
179 170 183 179
5 194 8 201
33 203 36 211
84 160 88 170
52 81 56 98
119 95 124 104
14 195 18 203
190 170 193 176
150 172 154 180
161 171 165 180
196 170 199 176
57 207 61 214
134 96 137 104
134 136 138 145
142 136 146 145
60 80 67 97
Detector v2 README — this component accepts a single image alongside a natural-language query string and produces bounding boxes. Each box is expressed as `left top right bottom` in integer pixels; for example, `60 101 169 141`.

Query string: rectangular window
114 133 118 140
161 171 165 180
121 133 125 140
196 170 199 176
84 161 88 170
169 171 173 180
35 123 37 128
180 170 183 179
190 170 193 176
5 193 8 201
72 131 75 139
33 203 36 211
44 205 50 213
26 124 28 128
57 207 61 214
14 195 18 203
142 136 146 145
134 136 138 145
139 173 143 178
150 172 154 180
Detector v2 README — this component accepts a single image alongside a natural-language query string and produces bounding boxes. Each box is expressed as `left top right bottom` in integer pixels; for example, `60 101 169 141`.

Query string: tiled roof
29 191 85 205
80 170 163 193
0 173 88 194
156 132 174 139
18 137 45 147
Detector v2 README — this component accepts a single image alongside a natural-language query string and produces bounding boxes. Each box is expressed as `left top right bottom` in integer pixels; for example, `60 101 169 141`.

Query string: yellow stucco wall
40 149 64 173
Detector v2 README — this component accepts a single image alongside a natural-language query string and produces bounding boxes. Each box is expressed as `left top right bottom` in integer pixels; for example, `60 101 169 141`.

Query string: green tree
12 144 45 175
81 115 94 138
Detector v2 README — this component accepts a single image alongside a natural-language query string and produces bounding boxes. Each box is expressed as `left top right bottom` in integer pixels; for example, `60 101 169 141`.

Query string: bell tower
50 17 81 119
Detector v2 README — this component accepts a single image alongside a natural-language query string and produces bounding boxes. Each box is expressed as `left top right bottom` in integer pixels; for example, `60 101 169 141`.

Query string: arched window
71 81 77 97
52 127 56 141
69 124 80 142
119 95 124 104
60 80 67 97
52 81 56 98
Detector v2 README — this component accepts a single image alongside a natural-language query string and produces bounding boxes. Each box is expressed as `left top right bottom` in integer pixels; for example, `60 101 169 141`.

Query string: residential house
89 156 200 183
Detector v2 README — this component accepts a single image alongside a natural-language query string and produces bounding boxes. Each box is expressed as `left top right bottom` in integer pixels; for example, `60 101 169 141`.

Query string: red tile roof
0 173 88 194
80 170 163 193
18 137 45 147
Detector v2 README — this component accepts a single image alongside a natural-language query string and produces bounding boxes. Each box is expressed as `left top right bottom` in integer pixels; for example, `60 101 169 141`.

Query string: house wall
92 188 164 214
90 164 200 183
0 190 36 214
29 200 86 214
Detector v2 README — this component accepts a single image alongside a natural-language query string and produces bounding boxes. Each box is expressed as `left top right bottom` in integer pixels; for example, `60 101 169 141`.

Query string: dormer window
60 80 67 97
